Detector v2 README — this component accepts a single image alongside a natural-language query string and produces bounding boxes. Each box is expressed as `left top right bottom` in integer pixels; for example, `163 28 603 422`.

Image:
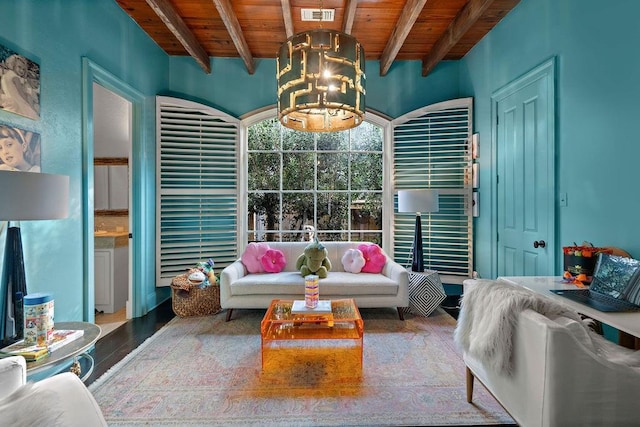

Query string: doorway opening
82 58 146 337
93 83 132 339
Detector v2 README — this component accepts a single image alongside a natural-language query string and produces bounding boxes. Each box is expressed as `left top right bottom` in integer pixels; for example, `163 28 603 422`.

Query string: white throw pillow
341 248 365 273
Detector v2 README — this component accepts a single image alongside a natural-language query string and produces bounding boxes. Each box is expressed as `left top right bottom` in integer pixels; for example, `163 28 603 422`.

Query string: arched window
244 116 387 246
156 98 472 285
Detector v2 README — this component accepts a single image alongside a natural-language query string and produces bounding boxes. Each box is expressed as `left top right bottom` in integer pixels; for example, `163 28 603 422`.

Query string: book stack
0 341 49 361
0 329 84 362
291 300 334 326
292 299 332 314
48 329 84 352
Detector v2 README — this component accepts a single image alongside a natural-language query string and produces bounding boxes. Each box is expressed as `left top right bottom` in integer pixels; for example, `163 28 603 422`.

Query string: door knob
533 240 546 248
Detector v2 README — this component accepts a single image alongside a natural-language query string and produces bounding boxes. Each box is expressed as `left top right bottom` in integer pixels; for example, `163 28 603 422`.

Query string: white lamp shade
0 171 69 220
397 189 439 213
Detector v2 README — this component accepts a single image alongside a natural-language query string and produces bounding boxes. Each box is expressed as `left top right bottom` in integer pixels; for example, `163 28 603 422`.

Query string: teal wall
0 0 459 322
0 0 170 322
460 0 640 278
3 0 635 321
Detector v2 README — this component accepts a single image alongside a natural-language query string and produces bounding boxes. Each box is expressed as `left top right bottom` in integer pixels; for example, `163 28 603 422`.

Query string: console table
498 276 640 348
25 321 101 382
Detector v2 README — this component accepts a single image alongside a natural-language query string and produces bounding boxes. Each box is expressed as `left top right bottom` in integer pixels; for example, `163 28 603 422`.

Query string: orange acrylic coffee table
260 299 364 371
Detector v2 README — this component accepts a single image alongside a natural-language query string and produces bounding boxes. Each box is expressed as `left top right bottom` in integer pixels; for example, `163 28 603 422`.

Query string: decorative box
563 245 612 279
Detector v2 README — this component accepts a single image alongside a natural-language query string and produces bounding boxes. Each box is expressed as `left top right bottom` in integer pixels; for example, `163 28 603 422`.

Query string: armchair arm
0 356 27 399
220 260 247 308
382 259 410 306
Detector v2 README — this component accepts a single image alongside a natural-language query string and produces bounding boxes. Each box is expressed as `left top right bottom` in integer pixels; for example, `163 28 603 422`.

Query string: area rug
89 308 514 426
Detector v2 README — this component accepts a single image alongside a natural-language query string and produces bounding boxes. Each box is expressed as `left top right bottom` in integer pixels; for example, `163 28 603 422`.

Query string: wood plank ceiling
114 0 520 76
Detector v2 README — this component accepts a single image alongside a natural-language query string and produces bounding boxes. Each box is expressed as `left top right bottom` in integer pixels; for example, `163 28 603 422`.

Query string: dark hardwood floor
441 294 462 319
85 299 175 385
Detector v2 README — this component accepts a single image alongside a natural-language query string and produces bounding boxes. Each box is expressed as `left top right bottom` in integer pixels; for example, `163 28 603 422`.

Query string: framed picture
0 44 40 120
0 124 41 172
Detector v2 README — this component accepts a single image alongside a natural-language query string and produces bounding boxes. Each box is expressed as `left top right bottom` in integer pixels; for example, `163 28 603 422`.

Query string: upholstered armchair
0 356 107 426
457 279 640 427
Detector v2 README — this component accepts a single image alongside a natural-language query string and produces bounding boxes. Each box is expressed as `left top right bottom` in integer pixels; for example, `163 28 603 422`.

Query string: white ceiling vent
301 9 335 22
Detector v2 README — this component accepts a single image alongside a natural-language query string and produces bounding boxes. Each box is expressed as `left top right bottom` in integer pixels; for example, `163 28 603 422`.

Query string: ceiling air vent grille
301 9 335 22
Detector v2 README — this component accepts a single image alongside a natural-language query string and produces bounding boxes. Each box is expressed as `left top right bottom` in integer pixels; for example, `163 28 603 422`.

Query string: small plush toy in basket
170 259 221 317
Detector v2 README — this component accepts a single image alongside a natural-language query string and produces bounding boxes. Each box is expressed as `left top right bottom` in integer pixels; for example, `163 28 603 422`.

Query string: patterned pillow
261 249 286 273
241 242 270 273
342 248 365 273
358 243 386 274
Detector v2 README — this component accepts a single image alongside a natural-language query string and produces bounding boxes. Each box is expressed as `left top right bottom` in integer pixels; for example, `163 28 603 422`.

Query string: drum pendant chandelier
276 29 366 132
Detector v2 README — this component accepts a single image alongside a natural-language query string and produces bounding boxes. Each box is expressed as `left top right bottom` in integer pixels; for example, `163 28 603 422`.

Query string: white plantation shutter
393 98 473 284
156 96 239 286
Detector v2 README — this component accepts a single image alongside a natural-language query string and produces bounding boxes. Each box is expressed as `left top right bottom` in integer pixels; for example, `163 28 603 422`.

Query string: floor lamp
0 171 69 345
398 189 439 272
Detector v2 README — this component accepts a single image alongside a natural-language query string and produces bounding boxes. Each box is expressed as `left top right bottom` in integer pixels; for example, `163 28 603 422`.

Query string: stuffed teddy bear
296 237 332 278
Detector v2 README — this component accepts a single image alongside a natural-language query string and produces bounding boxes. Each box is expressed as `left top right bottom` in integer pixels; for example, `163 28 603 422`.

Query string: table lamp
0 171 69 345
398 189 439 272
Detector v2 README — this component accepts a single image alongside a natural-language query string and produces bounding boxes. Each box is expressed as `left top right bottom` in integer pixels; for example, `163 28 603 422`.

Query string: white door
494 59 556 277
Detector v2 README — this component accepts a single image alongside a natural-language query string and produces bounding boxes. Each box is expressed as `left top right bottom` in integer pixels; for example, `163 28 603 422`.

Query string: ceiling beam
212 0 255 74
280 0 294 38
422 0 496 76
144 0 211 73
379 0 428 76
342 0 358 34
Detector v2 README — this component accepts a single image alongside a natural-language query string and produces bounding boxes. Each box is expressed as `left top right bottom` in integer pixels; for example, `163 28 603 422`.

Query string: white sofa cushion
231 271 399 296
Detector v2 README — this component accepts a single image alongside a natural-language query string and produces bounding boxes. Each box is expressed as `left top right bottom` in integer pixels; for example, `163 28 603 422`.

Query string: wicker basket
170 274 221 317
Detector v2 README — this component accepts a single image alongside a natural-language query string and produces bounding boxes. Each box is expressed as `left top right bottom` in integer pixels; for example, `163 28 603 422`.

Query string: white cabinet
94 163 128 210
108 165 128 209
94 249 112 311
95 246 128 313
94 166 109 210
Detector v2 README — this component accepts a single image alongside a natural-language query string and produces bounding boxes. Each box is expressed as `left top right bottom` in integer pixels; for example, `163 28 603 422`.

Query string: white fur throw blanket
454 279 584 375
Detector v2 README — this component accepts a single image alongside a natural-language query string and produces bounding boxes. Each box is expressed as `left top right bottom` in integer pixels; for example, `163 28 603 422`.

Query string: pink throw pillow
241 242 270 273
358 243 386 274
342 248 365 273
261 249 286 273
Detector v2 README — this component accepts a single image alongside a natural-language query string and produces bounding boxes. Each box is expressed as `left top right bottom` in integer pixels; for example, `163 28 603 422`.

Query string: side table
25 321 101 382
407 269 446 316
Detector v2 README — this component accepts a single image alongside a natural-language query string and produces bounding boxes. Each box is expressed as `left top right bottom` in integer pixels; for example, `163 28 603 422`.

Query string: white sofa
0 356 107 426
459 280 640 427
220 241 409 320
